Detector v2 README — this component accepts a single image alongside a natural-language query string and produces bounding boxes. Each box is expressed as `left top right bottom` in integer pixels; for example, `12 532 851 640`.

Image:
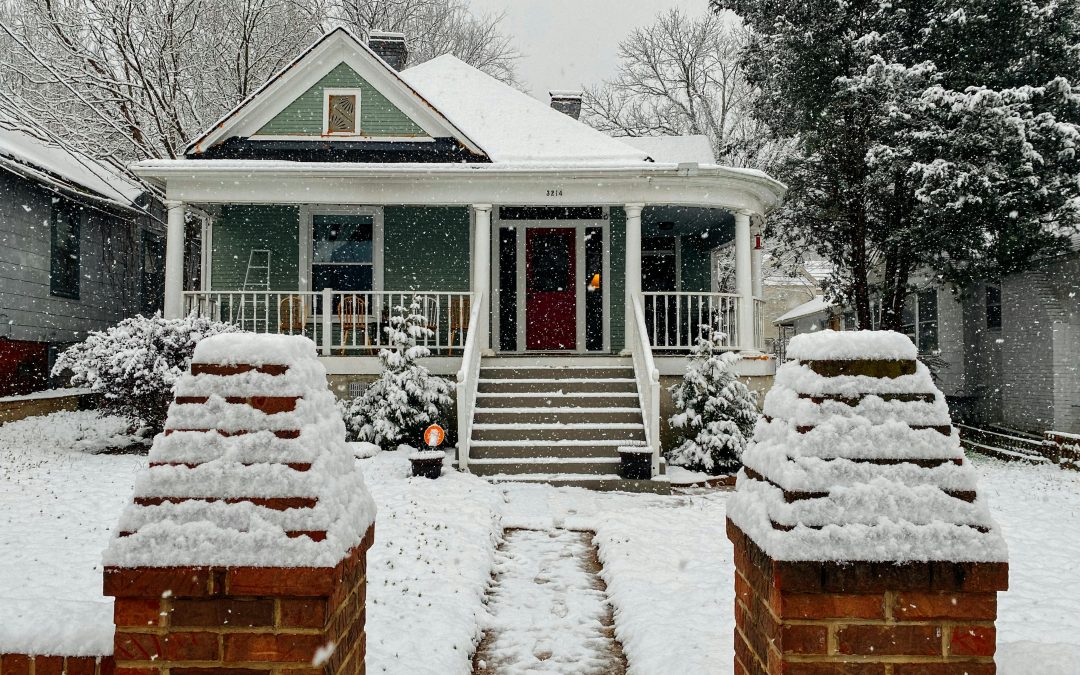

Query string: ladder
238 249 271 330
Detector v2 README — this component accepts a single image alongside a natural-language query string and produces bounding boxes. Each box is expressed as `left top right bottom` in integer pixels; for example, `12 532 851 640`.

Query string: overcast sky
467 0 709 101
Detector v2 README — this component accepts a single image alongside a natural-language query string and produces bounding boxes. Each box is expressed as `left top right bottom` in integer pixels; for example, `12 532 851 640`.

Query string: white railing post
628 293 661 479
456 291 485 472
321 288 333 356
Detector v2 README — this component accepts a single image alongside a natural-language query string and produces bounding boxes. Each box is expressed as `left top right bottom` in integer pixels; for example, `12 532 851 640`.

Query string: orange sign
423 424 445 447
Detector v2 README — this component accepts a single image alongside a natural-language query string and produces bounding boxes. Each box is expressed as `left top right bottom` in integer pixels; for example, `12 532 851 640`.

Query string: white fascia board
132 162 786 214
186 29 484 156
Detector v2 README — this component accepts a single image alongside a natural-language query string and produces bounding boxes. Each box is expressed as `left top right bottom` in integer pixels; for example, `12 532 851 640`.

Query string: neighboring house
763 256 834 359
131 28 785 488
771 244 1080 436
0 117 165 397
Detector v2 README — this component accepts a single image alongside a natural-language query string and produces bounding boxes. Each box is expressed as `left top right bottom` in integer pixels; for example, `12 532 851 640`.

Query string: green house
134 28 785 489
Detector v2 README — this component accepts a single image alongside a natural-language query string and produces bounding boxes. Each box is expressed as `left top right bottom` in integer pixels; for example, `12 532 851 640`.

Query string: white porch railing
628 294 662 478
642 292 741 350
183 290 475 355
455 290 487 473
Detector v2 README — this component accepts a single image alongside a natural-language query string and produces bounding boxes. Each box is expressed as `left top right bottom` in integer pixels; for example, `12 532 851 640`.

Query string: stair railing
628 293 662 477
455 291 486 473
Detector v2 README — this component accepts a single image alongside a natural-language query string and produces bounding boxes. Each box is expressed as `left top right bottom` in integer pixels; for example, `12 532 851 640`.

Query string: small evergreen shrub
341 299 453 450
668 325 759 475
52 314 241 435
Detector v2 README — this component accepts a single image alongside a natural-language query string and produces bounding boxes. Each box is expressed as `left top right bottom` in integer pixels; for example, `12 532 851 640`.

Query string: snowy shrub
668 326 759 475
52 314 240 435
341 299 453 450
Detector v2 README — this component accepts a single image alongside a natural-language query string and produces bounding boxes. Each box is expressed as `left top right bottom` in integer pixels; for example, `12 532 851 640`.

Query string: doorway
526 228 576 349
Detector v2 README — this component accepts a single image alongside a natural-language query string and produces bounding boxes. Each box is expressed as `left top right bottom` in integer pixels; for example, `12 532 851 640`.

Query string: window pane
50 206 80 299
917 290 939 352
327 94 356 133
313 264 372 292
529 235 570 292
313 215 373 263
986 285 1002 330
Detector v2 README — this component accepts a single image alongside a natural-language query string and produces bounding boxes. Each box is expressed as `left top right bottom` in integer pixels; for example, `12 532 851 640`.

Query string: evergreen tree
712 0 1080 328
668 326 759 475
341 299 453 450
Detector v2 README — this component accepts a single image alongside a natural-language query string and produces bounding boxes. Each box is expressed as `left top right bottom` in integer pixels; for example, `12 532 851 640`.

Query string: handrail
455 291 485 473
629 294 662 478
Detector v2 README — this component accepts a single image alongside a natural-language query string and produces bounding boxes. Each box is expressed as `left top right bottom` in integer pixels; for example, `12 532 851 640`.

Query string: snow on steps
468 357 665 492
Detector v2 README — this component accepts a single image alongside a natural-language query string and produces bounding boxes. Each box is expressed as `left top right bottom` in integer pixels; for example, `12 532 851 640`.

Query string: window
312 214 374 291
986 284 1002 330
50 203 80 299
710 243 735 293
141 230 165 315
642 236 678 292
324 89 361 135
916 289 938 352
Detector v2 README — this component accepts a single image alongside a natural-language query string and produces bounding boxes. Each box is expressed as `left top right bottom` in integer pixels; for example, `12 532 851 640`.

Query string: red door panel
526 228 576 350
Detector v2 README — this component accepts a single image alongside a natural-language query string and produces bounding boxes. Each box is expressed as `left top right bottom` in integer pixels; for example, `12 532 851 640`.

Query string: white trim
200 216 212 290
710 241 736 293
185 28 485 156
322 88 363 136
298 205 384 293
247 134 435 143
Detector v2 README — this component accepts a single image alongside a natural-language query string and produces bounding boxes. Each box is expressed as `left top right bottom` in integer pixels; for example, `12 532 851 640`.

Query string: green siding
609 207 626 352
257 63 425 137
211 205 300 290
383 206 470 291
680 224 734 292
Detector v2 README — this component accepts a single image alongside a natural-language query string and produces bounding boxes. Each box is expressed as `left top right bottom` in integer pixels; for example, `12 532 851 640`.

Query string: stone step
482 473 671 494
479 366 635 380
477 378 638 394
473 408 643 425
467 456 622 476
475 392 641 409
471 423 645 442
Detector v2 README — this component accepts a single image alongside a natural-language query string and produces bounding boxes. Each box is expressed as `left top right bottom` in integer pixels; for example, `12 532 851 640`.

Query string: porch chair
278 295 309 335
339 294 371 354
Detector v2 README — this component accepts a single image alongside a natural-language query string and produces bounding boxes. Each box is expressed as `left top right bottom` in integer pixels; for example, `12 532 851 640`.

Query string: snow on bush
52 314 240 435
341 300 453 450
667 326 759 475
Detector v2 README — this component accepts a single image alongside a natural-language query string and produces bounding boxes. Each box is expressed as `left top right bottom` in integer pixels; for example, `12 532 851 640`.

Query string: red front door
526 228 576 350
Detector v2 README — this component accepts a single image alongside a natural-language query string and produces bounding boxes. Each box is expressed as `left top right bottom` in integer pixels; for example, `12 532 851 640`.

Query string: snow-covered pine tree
668 325 759 475
341 299 453 450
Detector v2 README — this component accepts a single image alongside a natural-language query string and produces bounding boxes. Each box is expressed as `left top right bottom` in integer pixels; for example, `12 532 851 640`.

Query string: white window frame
710 242 736 293
322 88 364 136
298 205 383 293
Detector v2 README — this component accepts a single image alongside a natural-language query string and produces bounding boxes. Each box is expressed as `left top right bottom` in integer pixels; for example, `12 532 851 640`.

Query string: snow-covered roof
619 135 715 165
802 260 834 282
774 295 834 324
0 117 143 207
401 55 649 165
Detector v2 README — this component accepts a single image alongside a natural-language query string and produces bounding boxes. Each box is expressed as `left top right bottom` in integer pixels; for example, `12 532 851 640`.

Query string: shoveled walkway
472 529 627 674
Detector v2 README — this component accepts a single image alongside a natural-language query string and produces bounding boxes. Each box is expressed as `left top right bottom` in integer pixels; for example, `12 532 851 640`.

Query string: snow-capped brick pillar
727 330 1008 675
102 334 376 674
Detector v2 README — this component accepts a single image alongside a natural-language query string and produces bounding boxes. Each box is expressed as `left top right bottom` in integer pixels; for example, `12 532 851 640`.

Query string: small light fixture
589 273 601 290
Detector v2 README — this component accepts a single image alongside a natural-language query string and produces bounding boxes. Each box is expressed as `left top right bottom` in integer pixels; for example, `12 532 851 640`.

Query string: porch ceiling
131 160 787 216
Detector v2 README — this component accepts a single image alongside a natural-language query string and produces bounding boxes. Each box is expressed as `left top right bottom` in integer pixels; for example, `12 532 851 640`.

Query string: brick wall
104 526 373 675
0 655 114 675
729 521 1006 675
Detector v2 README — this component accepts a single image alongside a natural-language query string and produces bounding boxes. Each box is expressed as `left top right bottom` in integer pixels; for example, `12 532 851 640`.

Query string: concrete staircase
465 356 667 493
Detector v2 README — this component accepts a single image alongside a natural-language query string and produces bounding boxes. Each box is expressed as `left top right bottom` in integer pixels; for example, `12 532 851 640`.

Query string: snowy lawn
1 410 1079 674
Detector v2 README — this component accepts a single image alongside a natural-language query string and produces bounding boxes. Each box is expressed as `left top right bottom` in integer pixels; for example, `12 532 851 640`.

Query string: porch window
642 237 678 292
312 214 373 291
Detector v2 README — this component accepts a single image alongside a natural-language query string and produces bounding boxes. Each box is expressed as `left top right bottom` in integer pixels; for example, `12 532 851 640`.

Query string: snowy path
473 529 626 675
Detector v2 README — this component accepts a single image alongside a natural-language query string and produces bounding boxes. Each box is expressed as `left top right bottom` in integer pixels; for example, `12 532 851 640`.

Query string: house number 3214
546 189 564 197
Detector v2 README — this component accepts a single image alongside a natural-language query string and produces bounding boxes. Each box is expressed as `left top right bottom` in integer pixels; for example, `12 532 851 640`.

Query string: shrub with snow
341 300 453 450
52 314 240 435
668 326 759 475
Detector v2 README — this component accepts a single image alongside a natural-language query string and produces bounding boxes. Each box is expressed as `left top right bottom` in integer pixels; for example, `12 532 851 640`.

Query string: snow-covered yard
1 410 1079 673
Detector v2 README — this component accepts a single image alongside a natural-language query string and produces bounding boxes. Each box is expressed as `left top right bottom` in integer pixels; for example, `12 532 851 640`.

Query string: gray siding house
0 118 165 396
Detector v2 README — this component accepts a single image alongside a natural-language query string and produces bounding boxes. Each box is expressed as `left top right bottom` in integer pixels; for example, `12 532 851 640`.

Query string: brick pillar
729 331 1008 674
105 528 372 674
103 335 375 675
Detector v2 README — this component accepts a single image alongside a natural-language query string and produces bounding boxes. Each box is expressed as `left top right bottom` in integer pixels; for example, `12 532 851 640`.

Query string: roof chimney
368 31 408 70
549 90 583 120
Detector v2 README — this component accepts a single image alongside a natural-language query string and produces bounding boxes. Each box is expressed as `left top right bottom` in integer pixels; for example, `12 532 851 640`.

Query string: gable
255 63 426 138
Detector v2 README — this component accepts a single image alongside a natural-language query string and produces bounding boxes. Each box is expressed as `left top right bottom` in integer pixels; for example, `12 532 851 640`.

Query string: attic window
324 89 360 135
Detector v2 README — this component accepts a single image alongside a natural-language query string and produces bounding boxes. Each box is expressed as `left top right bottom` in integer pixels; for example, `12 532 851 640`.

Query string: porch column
624 203 644 347
751 217 764 300
163 200 186 319
471 204 492 353
734 210 755 350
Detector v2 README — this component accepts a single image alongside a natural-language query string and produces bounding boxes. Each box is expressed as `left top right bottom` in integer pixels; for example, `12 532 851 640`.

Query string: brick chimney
369 30 408 70
549 90 583 120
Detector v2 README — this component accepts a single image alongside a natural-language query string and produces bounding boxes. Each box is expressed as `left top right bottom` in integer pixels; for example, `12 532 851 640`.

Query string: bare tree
330 0 518 83
582 9 787 171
